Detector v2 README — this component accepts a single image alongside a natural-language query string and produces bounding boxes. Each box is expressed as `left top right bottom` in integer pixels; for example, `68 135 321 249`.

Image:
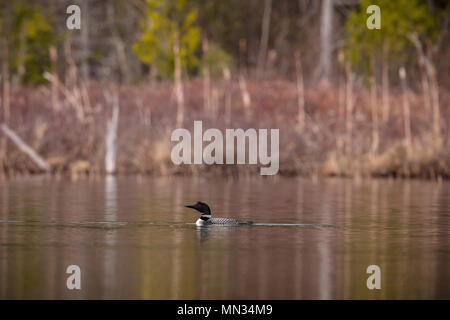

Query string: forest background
0 0 449 179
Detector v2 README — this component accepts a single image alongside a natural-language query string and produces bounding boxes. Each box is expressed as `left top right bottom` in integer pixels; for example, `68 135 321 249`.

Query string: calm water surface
0 176 449 299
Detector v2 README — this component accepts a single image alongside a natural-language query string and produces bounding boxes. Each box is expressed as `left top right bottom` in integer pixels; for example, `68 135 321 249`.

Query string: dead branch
1 123 49 171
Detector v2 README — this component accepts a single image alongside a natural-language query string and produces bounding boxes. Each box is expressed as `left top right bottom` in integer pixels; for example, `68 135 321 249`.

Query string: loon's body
185 202 252 226
195 217 251 226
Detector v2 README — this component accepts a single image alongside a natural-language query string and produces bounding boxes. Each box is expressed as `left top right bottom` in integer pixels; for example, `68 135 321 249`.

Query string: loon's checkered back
185 201 253 226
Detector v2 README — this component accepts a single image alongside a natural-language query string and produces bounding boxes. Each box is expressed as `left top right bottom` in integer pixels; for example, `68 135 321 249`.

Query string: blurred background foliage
0 0 448 85
1 0 56 84
0 0 449 177
133 0 200 79
345 0 440 75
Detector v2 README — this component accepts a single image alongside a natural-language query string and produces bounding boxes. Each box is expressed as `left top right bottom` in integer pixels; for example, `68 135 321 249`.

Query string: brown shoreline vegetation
1 1 449 180
1 78 449 180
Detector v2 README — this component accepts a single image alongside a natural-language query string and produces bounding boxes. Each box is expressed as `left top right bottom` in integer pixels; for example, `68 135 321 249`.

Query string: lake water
0 176 449 299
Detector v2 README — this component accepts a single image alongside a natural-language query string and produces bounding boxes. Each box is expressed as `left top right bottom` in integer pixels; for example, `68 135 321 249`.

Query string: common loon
185 201 253 226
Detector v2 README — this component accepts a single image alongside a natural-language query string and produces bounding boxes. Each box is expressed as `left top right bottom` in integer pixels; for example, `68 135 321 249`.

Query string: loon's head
185 201 211 217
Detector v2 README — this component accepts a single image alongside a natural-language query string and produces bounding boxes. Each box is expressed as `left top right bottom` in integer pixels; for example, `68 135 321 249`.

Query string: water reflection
0 176 449 299
196 225 212 243
103 175 117 298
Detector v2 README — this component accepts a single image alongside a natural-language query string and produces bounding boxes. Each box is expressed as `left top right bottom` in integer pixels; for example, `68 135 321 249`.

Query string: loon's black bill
185 205 196 209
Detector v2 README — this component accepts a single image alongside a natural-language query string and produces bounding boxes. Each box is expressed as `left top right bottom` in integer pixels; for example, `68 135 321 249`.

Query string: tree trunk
409 33 442 150
295 51 305 130
345 61 353 156
16 27 26 85
381 43 390 122
428 60 441 150
239 74 251 111
105 93 119 174
81 0 90 82
370 58 379 155
408 34 431 114
0 43 10 174
399 67 412 158
223 66 232 127
49 45 59 112
202 35 211 111
337 50 345 156
107 3 131 83
211 87 219 120
64 38 77 88
174 30 184 128
2 44 10 125
256 0 272 79
317 0 333 83
275 14 289 76
239 38 247 73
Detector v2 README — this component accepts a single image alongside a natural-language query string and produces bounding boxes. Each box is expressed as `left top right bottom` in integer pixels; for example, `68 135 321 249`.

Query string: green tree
203 41 232 78
344 0 438 73
1 1 54 84
133 0 200 78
